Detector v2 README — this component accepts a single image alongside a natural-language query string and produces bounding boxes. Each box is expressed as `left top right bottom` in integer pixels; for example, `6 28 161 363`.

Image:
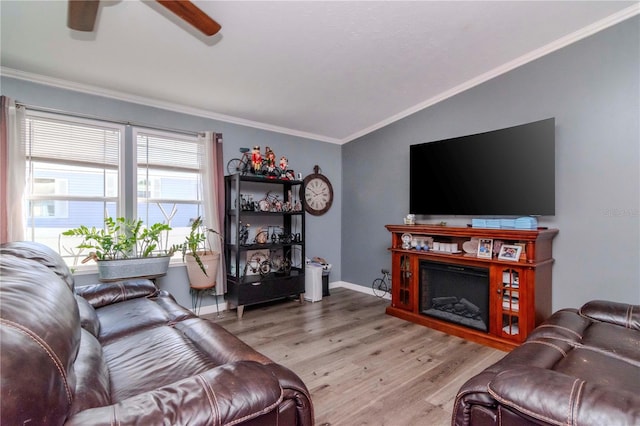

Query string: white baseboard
330 280 392 300
194 300 228 316
195 281 390 315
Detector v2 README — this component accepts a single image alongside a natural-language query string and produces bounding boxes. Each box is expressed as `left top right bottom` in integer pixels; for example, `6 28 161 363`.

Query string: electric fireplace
419 261 489 332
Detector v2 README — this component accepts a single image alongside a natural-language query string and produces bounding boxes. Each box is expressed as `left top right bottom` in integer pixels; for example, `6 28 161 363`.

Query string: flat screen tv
410 118 555 216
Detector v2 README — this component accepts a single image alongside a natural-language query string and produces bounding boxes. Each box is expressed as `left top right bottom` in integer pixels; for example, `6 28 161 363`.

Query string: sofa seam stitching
487 385 564 426
566 378 580 425
534 324 583 339
573 379 585 426
224 387 285 426
196 374 220 425
522 340 568 357
118 282 126 301
0 318 73 405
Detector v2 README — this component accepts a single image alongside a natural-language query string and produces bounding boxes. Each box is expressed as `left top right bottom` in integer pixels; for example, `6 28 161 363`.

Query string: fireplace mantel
385 224 558 351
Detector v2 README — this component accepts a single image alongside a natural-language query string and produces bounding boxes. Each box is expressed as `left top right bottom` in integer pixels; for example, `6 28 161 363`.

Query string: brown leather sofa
453 300 640 425
1 241 314 426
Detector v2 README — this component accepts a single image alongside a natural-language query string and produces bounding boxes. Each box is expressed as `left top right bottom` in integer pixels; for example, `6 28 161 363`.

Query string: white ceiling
1 1 638 144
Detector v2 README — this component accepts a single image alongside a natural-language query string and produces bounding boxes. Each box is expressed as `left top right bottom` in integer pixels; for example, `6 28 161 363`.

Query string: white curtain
199 131 225 294
1 96 26 243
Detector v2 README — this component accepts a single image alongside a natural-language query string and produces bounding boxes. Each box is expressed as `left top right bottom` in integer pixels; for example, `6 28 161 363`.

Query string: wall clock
301 165 333 216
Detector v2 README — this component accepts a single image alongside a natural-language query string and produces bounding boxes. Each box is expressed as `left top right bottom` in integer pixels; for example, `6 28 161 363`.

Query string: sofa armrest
263 363 314 423
579 300 640 331
75 279 158 308
65 361 287 426
487 368 640 426
452 371 501 426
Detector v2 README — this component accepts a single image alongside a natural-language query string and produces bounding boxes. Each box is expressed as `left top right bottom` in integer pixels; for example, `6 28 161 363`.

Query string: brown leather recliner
1 242 314 425
452 300 640 425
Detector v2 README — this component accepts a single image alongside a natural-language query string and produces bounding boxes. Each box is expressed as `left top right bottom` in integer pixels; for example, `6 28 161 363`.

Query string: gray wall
342 17 640 310
1 77 342 309
3 16 638 312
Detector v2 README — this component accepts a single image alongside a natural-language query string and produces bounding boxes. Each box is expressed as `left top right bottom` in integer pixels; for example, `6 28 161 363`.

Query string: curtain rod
15 101 204 138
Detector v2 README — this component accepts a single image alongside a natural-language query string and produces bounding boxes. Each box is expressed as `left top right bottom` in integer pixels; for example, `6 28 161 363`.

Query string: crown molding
0 67 341 145
3 4 637 146
340 4 640 144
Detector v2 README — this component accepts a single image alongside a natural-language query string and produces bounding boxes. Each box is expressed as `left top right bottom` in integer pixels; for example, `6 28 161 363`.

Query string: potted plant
63 217 174 281
178 216 222 289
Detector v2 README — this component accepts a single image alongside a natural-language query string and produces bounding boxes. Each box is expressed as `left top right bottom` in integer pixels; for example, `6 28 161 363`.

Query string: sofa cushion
580 321 640 365
1 241 75 290
103 324 222 401
64 361 286 426
579 299 640 330
75 279 159 308
69 328 111 416
174 318 272 366
151 290 198 322
76 294 100 337
93 296 176 343
488 368 640 426
525 308 590 341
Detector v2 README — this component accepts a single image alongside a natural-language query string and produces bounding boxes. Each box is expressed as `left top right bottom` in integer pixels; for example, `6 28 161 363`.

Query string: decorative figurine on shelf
283 189 293 212
264 146 276 175
239 222 250 245
251 145 262 174
279 156 288 175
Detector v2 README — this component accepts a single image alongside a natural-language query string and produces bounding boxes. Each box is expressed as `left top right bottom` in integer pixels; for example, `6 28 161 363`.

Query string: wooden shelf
224 174 306 319
385 224 558 351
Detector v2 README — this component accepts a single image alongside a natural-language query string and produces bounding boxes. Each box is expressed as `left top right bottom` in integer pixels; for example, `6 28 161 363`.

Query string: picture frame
245 249 270 276
498 244 522 261
477 238 493 259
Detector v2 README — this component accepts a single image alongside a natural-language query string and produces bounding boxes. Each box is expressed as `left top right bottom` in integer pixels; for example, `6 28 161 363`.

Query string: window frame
23 110 205 273
133 127 206 262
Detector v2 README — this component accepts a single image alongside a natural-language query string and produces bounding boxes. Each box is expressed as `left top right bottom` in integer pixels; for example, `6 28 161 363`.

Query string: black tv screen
410 118 555 216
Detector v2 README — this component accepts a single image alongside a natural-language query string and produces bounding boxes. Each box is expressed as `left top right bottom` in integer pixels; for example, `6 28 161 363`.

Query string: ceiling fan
67 0 221 36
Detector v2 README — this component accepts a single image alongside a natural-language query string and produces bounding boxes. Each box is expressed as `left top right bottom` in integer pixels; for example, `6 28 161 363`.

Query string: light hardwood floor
204 288 506 426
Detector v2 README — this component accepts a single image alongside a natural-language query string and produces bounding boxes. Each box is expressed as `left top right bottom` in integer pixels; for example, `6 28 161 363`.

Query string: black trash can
322 271 330 297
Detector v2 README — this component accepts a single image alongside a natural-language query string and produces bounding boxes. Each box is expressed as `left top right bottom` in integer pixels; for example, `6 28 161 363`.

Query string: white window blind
26 114 120 168
135 129 204 253
22 110 209 269
24 111 123 267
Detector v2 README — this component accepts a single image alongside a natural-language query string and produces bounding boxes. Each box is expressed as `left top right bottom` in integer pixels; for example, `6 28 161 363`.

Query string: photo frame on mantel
477 238 493 259
498 244 522 262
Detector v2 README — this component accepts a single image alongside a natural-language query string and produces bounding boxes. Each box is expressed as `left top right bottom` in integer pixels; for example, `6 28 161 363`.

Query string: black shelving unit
224 174 305 318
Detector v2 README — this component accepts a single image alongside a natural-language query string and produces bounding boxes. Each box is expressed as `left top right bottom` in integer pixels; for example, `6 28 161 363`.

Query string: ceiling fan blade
67 0 100 32
156 0 221 36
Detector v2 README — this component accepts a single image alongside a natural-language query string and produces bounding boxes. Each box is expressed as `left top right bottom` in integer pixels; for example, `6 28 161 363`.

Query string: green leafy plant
63 217 173 261
175 216 222 277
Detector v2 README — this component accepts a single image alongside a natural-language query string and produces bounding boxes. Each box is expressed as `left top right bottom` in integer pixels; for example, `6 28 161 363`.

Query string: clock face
302 174 333 215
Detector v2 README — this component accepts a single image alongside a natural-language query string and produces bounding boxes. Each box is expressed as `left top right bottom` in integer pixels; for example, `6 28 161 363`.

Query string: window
23 111 205 270
24 112 122 267
135 129 204 253
31 177 69 218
